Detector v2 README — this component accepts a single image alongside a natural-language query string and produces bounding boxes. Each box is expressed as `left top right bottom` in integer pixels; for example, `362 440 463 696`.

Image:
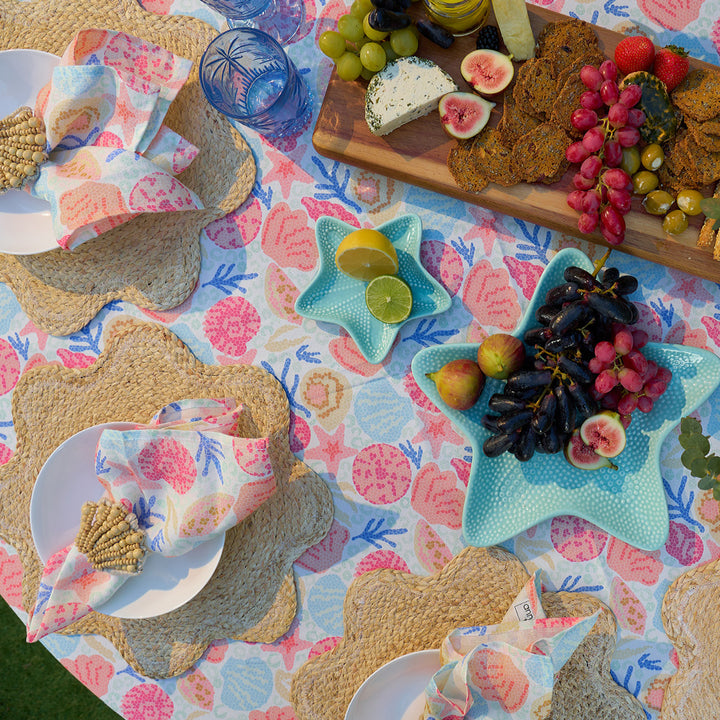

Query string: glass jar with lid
422 0 490 36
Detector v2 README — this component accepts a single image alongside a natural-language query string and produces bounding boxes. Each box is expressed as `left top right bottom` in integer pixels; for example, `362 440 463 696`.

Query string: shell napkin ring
0 106 48 193
75 499 147 575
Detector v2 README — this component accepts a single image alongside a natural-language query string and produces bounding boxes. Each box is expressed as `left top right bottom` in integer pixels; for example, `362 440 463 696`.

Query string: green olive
663 209 689 235
632 170 659 195
641 143 665 171
620 146 641 176
644 189 675 215
676 188 705 216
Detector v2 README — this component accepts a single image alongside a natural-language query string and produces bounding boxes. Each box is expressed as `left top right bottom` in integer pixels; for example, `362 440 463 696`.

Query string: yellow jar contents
422 0 490 36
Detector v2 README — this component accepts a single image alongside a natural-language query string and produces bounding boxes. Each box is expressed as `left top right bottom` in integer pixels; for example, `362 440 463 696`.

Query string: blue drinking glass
198 0 304 46
200 28 312 138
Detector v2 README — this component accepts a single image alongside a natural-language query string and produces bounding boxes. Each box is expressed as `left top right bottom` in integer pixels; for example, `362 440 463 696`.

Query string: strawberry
653 45 689 92
614 36 655 76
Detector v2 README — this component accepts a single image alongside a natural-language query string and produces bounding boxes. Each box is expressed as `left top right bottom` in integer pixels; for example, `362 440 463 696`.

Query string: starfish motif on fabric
304 425 355 477
262 620 313 671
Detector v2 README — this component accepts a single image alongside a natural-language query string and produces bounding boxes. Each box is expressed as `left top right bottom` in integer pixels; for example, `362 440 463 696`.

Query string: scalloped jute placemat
0 0 256 336
291 546 646 720
0 318 334 678
661 559 720 720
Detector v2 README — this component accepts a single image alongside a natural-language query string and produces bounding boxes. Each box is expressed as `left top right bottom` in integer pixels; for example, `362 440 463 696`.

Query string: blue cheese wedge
365 56 458 136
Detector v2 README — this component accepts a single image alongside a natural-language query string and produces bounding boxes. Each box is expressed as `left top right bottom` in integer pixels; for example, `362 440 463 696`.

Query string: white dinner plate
30 422 225 619
345 649 441 720
0 49 60 255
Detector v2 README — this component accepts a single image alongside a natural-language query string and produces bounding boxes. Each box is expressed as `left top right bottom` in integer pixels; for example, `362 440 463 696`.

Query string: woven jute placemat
661 559 720 720
291 546 646 720
0 0 256 336
0 318 333 678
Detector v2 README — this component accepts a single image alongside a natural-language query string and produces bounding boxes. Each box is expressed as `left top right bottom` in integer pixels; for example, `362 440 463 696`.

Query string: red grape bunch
565 60 646 246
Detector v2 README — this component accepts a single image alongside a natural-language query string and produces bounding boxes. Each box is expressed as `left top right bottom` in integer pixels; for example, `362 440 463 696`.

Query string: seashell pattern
0 106 48 193
75 499 146 574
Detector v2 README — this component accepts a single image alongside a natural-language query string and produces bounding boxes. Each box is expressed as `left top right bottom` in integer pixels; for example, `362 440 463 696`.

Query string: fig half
438 92 494 140
460 49 514 95
580 411 627 458
564 429 618 471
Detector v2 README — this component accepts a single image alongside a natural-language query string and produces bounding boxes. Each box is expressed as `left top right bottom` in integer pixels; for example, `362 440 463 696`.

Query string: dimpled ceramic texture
295 214 452 364
411 248 720 551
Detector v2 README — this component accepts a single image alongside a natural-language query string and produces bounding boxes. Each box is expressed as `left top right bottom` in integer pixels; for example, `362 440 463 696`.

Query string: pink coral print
129 173 197 213
352 443 412 504
470 647 529 712
0 548 23 608
701 316 720 348
0 339 20 395
550 516 608 561
503 256 544 301
638 0 703 30
606 537 663 585
462 260 521 330
138 437 196 493
354 549 411 577
177 669 214 710
296 519 350 572
121 683 174 720
206 198 262 249
266 264 302 324
249 706 298 720
28 602 88 641
103 33 179 92
609 577 646 634
309 636 342 659
204 296 261 356
411 463 464 529
261 203 318 271
301 197 361 226
420 239 464 296
60 654 114 696
414 520 453 573
232 437 273 477
665 520 704 565
666 319 708 349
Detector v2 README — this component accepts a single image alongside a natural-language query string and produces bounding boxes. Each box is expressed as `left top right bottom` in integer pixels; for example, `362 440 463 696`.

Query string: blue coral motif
195 432 225 480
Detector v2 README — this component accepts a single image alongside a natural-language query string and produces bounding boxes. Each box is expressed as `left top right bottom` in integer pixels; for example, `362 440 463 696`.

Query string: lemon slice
365 275 413 324
335 228 399 281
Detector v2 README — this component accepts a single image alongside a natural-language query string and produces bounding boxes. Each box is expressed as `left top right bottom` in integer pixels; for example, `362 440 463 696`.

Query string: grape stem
593 249 612 278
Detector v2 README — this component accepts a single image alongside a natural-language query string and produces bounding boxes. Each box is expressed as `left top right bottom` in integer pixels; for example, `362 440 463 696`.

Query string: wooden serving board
313 3 720 283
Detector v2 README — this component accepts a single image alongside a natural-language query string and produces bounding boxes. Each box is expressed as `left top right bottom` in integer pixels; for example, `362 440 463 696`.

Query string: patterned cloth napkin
27 398 276 642
26 28 203 250
422 571 599 719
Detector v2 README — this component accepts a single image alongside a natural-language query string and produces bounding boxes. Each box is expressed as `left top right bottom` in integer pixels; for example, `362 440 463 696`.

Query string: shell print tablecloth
1 0 720 718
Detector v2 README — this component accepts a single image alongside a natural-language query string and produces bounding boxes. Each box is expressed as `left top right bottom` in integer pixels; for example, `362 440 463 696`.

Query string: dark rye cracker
672 69 720 122
536 18 600 75
513 122 571 183
512 57 557 120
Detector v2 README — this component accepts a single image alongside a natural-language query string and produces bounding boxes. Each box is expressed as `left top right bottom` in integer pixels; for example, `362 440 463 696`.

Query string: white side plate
0 49 60 255
344 649 441 720
30 422 225 619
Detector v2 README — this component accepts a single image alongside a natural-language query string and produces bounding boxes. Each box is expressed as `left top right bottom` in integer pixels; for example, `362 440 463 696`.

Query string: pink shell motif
179 493 235 538
469 647 530 713
137 437 197 494
128 172 199 213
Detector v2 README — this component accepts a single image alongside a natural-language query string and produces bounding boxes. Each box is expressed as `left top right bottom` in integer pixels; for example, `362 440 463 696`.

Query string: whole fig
426 358 485 410
477 333 525 379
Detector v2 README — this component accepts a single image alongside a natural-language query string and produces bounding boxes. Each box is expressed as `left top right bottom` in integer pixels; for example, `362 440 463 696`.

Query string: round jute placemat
291 545 646 720
661 559 720 720
0 0 256 336
0 318 333 678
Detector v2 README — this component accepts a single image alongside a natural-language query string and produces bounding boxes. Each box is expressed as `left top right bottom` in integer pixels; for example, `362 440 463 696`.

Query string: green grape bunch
678 416 720 500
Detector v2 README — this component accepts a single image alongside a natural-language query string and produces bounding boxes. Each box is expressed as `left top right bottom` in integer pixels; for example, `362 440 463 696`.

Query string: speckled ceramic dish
295 214 452 364
411 248 720 551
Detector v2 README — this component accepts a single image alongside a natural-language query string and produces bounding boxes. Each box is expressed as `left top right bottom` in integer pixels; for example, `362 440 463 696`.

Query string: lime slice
365 275 413 324
335 228 399 281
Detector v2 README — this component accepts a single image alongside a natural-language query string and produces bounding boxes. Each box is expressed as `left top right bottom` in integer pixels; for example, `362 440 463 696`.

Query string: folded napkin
25 28 203 250
422 571 599 719
27 398 275 642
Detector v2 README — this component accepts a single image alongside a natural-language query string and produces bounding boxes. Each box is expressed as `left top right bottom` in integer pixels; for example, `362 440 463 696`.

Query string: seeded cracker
448 139 489 193
554 51 605 94
550 74 587 136
498 92 542 147
658 130 701 193
513 122 571 183
512 58 557 120
536 18 600 75
686 116 720 153
471 128 521 187
683 131 720 185
672 69 720 122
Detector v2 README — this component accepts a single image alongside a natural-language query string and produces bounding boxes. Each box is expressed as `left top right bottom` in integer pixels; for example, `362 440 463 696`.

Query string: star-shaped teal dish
295 215 451 364
411 248 720 551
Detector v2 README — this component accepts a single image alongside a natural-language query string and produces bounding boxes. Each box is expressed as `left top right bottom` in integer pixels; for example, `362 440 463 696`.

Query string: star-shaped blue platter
411 247 720 551
295 215 452 364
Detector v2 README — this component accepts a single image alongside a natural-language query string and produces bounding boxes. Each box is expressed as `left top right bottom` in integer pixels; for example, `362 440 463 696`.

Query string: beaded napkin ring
75 499 147 574
0 106 48 193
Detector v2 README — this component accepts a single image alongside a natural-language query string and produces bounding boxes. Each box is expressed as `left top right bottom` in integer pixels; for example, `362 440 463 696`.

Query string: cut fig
580 411 627 458
564 429 618 471
460 49 514 95
438 92 494 140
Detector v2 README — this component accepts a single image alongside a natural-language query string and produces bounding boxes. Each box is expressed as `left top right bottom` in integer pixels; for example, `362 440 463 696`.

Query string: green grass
0 599 122 720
